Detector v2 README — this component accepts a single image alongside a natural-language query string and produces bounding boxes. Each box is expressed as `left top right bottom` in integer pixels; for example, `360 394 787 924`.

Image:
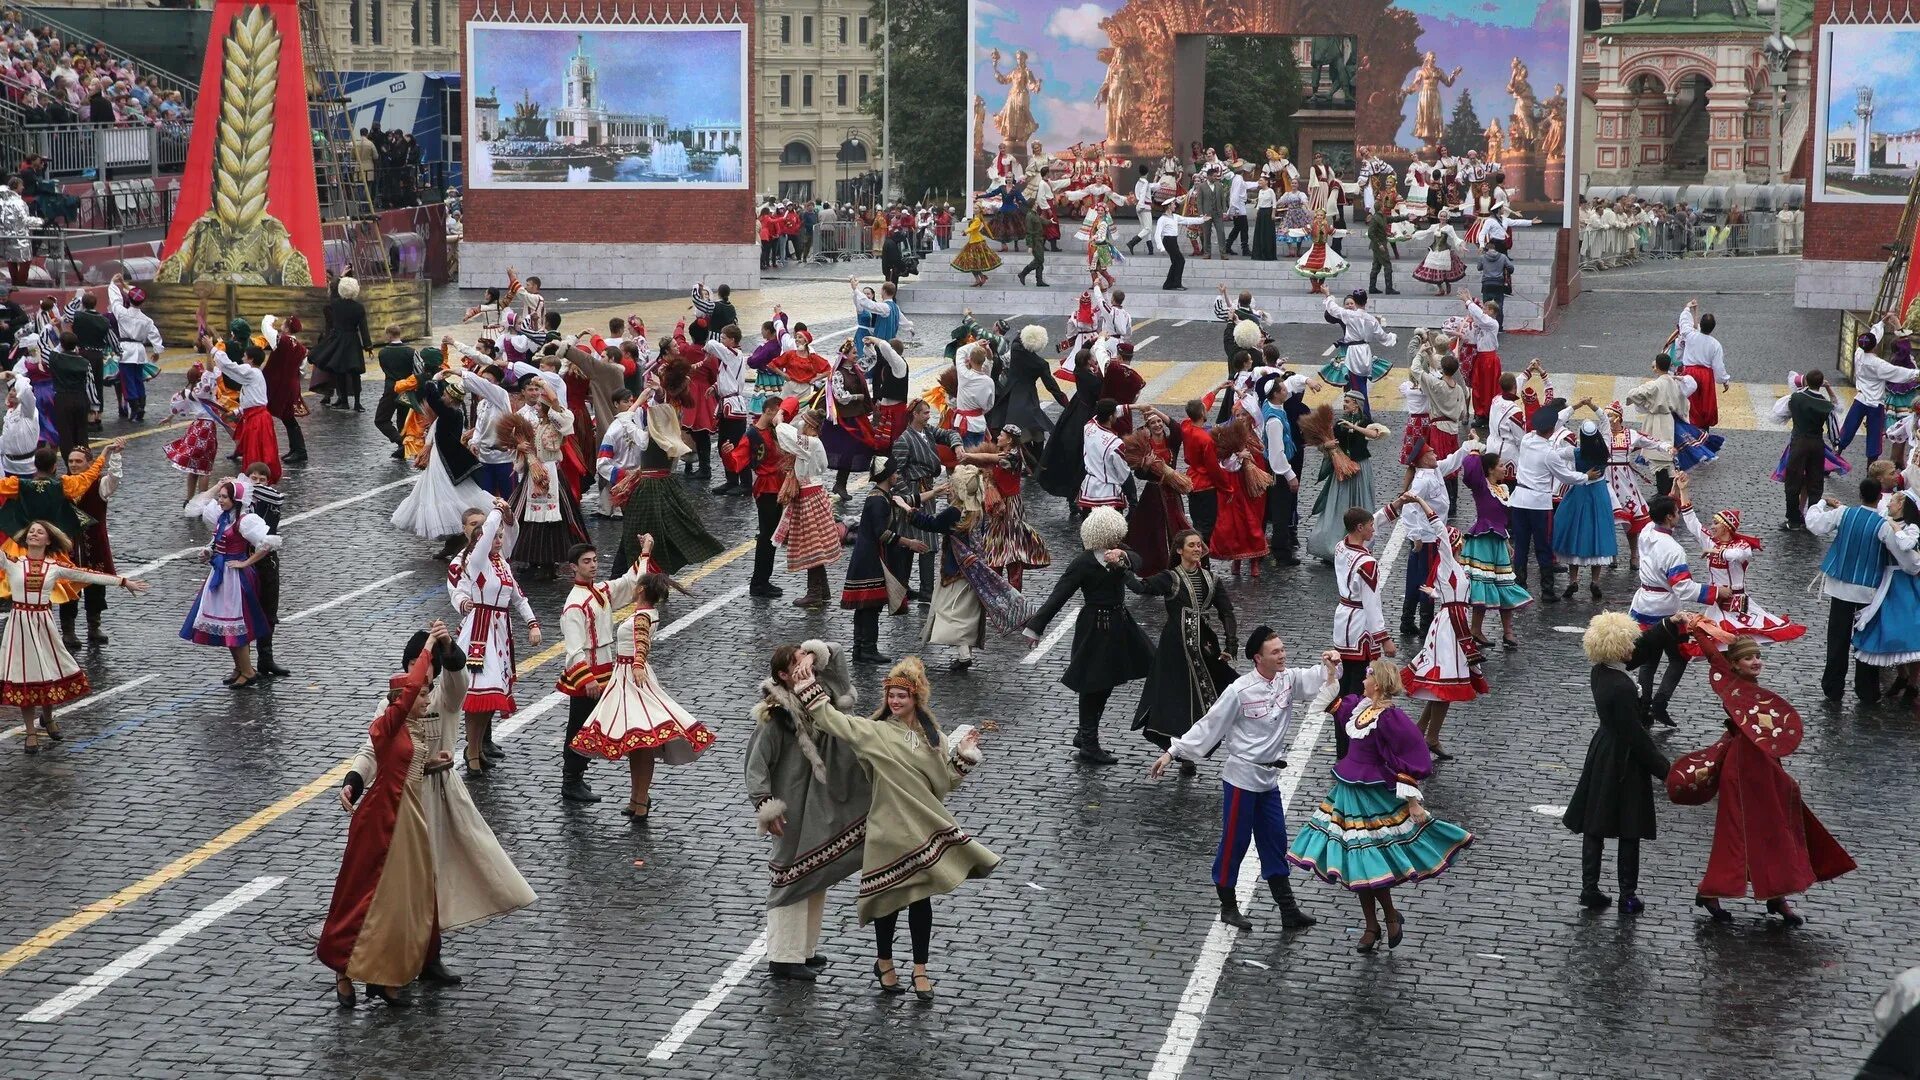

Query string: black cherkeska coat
1563 617 1679 840
311 295 373 376
1022 548 1153 695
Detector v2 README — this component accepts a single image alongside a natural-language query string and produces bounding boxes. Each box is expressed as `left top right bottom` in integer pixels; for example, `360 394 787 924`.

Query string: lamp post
1757 0 1796 185
881 0 891 203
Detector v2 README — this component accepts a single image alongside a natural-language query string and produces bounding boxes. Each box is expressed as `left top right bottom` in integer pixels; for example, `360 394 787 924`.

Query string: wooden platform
138 280 431 347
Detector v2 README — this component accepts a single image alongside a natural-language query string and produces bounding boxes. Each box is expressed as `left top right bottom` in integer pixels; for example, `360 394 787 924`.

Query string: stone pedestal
1293 108 1359 172
1542 157 1566 211
1499 148 1544 207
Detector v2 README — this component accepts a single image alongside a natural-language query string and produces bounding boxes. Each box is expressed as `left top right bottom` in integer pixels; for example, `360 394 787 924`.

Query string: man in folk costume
748 640 870 981
1022 507 1154 764
1834 318 1908 465
257 313 307 463
706 323 753 497
1668 629 1855 926
1320 291 1396 424
1258 373 1304 566
107 275 162 424
1148 626 1328 933
1674 299 1728 432
1627 494 1724 729
1125 163 1155 257
1806 477 1910 704
337 622 535 994
1079 399 1135 513
1624 351 1692 498
864 334 911 452
557 539 652 804
842 456 926 664
1386 433 1476 637
1331 504 1399 756
1181 398 1223 544
1102 342 1146 436
723 396 794 599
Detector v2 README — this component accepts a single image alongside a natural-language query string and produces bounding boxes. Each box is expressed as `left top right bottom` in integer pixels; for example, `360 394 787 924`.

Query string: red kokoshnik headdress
1666 628 1803 805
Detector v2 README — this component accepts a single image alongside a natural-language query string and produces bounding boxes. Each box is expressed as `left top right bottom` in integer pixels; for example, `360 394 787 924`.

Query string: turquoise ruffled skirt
1287 778 1473 892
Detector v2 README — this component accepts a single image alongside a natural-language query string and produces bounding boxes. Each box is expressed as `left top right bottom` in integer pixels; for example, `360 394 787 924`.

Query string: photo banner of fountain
1810 24 1920 206
466 22 747 189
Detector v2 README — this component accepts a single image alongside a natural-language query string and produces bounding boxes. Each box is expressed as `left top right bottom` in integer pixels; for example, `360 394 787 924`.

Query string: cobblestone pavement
0 265 1906 1080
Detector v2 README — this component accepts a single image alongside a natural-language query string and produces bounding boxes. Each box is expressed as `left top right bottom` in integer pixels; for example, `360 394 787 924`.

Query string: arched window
837 138 868 164
781 141 813 166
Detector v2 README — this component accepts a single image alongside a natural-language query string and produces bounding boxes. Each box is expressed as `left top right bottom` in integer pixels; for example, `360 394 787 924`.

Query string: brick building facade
1794 0 1912 312
457 0 760 290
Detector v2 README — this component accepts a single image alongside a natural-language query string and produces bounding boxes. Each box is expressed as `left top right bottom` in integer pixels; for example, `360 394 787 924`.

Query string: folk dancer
106 275 162 424
1319 292 1396 423
1835 318 1908 465
1805 478 1909 704
1388 433 1476 637
1148 625 1327 932
556 538 649 804
1673 482 1806 644
1509 402 1591 598
180 476 280 688
1627 494 1723 728
451 503 540 776
1674 299 1728 432
1331 502 1407 756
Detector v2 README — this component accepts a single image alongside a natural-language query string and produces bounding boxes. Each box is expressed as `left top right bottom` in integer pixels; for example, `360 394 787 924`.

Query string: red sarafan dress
1205 424 1270 563
1667 629 1855 902
317 653 439 987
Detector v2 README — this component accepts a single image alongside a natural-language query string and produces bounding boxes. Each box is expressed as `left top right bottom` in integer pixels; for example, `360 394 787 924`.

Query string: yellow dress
950 216 1003 275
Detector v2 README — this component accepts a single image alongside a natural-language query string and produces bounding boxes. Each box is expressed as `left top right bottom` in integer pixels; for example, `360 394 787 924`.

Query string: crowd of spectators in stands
0 10 188 136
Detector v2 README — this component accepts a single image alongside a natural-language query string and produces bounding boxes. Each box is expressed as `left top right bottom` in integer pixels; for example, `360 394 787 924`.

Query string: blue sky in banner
1823 27 1920 136
973 0 1571 154
470 26 743 125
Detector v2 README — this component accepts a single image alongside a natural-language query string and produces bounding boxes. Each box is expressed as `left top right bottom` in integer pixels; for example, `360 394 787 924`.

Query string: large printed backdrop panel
970 0 1575 222
466 22 747 189
1811 25 1920 205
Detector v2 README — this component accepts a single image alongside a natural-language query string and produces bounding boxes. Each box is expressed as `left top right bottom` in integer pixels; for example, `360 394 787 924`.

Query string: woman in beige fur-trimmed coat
746 639 871 982
788 653 1000 1002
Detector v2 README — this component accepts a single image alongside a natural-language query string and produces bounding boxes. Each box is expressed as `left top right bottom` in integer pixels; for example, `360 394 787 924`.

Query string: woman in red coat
1204 412 1271 576
1668 628 1855 926
261 315 309 463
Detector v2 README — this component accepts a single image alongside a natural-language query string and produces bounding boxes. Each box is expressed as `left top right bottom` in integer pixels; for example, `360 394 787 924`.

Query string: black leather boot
1075 708 1116 764
419 955 462 985
257 637 290 677
58 605 81 649
1579 834 1611 909
1216 884 1253 930
1268 876 1318 929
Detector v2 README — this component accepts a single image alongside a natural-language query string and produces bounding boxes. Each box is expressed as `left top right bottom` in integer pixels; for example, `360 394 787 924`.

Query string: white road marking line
125 477 415 577
1173 319 1193 327
1152 537 1405 1076
280 571 415 625
1020 603 1080 665
18 875 285 1023
1134 334 1160 352
0 674 164 742
1551 625 1585 634
494 690 565 741
1530 804 1568 817
646 931 770 1061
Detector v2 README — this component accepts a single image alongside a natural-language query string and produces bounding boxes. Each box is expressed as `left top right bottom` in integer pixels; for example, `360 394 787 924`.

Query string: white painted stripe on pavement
1 674 164 742
1134 335 1159 352
1021 603 1080 665
1173 319 1193 327
494 690 565 741
18 875 285 1023
280 571 415 625
646 931 770 1061
126 477 415 577
1150 528 1407 1078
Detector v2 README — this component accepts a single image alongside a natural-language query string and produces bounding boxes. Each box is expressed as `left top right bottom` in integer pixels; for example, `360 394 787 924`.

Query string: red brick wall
1802 0 1910 263
459 0 754 246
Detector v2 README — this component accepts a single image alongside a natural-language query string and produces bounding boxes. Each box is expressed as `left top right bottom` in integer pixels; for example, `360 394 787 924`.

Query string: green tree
864 0 965 201
1442 90 1483 158
1201 36 1304 159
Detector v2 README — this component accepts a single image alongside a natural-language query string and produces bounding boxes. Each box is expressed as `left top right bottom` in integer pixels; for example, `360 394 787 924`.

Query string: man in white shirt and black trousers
1156 199 1211 291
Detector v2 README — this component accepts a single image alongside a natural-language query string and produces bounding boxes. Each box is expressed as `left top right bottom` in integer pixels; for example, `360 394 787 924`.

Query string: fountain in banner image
649 141 690 177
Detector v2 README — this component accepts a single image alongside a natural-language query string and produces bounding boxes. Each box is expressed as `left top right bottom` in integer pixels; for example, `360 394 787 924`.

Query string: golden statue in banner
157 5 311 286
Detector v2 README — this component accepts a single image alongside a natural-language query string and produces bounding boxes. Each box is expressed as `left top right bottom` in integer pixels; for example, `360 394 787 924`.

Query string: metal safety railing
15 121 188 178
1579 211 1804 271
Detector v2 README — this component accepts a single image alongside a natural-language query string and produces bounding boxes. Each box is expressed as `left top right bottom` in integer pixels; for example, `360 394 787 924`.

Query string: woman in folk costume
393 367 491 547
0 521 147 753
338 623 535 995
672 320 720 480
1293 207 1348 294
163 361 223 509
452 502 540 775
1551 419 1619 602
503 378 585 578
785 653 1000 1001
1768 372 1849 489
570 570 715 822
210 336 283 484
1304 394 1390 563
1022 507 1154 765
950 200 1002 286
1599 400 1666 568
1405 218 1467 293
958 425 1051 590
1119 415 1193 577
1674 492 1807 644
1250 174 1279 261
1128 528 1237 769
1205 413 1273 576
1401 527 1487 762
180 475 280 688
820 338 880 502
1563 611 1681 914
1847 491 1920 681
1458 451 1531 650
909 464 1031 673
1288 658 1474 951
1669 627 1855 926
748 641 871 982
1037 345 1105 515
773 408 845 610
612 358 724 575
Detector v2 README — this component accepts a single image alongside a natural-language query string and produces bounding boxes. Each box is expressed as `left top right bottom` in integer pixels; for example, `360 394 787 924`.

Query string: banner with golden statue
158 0 324 285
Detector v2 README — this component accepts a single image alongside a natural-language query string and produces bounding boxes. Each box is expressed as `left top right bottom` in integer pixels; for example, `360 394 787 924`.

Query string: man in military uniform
1016 201 1048 287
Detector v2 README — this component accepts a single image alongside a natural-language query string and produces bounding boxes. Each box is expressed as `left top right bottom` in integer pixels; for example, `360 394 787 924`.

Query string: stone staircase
900 227 1561 332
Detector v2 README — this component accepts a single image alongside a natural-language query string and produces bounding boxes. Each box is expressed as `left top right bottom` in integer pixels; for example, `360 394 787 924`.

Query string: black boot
1017 267 1029 285
560 777 601 803
1268 876 1318 929
58 605 81 649
256 637 290 678
1075 707 1117 765
768 961 818 981
1650 661 1687 727
1579 834 1611 909
419 955 463 985
1216 884 1253 930
85 611 108 645
1399 596 1419 637
1126 236 1140 255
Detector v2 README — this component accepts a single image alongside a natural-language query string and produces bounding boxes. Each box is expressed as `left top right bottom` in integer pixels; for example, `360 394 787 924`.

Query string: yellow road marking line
0 532 758 978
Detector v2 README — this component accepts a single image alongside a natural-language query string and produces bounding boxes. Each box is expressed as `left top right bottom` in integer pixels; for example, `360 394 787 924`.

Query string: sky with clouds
1822 27 1920 136
470 26 743 126
972 0 1570 159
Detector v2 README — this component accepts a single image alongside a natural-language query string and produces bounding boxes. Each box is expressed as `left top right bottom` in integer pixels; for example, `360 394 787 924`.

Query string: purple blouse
1331 694 1434 790
1462 454 1509 538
